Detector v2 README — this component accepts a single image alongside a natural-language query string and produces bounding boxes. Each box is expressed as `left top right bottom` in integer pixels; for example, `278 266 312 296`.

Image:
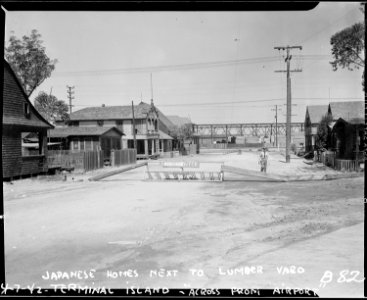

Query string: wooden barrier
146 161 224 181
89 161 148 181
222 165 286 182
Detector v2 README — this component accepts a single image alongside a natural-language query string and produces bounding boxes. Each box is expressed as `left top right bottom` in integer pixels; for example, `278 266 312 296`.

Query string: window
69 121 79 127
73 140 79 150
80 139 85 150
97 120 104 127
116 120 123 126
24 103 30 118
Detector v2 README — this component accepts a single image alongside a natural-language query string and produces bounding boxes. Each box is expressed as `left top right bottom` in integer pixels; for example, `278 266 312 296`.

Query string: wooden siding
21 155 48 175
2 128 22 178
2 128 47 178
3 62 52 129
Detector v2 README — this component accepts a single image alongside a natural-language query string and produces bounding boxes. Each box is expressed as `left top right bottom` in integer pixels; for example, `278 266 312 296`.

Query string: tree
34 91 69 125
316 114 333 149
169 123 194 140
169 123 194 151
330 4 365 90
5 29 58 97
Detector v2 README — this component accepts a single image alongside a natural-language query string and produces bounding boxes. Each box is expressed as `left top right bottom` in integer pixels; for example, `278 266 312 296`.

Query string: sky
3 2 365 124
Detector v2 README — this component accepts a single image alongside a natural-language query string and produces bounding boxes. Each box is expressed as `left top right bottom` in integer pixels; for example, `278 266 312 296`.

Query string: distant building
167 115 200 154
2 60 54 180
166 115 192 127
55 101 174 158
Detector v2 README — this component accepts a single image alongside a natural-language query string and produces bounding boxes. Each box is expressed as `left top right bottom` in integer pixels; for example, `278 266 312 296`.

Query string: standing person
313 146 318 162
259 147 269 173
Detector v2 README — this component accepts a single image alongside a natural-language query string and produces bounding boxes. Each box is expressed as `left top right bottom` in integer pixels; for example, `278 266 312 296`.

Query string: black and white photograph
2 1 365 297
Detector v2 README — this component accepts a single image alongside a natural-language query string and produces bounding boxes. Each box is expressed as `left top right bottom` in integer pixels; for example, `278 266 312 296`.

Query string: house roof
333 117 364 126
156 108 175 128
3 60 54 129
306 105 328 124
48 126 124 138
329 101 364 122
159 130 173 140
68 102 155 121
167 115 192 127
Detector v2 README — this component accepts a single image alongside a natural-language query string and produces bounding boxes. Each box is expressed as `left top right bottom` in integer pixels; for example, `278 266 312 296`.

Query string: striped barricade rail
145 161 224 181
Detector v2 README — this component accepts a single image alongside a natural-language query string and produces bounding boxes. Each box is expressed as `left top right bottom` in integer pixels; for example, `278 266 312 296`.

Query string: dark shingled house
2 60 54 179
328 101 364 161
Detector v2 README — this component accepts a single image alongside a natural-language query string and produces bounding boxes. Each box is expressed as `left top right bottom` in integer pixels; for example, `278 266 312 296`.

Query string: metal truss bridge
193 122 304 138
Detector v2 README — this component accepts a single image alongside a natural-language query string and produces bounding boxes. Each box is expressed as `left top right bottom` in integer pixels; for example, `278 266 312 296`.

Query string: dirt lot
3 152 364 297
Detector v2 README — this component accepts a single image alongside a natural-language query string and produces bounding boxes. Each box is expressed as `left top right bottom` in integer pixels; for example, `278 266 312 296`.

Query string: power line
70 97 362 108
52 55 330 76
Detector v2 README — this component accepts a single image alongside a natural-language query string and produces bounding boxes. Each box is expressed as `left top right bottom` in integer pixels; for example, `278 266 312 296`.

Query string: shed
2 60 54 179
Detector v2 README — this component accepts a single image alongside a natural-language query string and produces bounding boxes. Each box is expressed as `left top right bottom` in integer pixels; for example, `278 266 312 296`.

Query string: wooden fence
320 151 364 172
320 151 336 168
110 149 136 167
47 150 104 172
84 151 104 171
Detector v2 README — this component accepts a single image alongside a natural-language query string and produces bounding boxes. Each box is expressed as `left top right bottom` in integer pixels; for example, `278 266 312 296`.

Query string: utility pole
271 105 280 148
66 86 75 114
132 101 137 150
274 45 302 163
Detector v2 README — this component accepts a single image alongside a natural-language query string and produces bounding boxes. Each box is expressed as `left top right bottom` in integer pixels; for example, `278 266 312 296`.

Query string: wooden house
331 117 364 160
48 126 124 158
2 60 54 180
328 101 364 160
304 105 328 152
317 101 365 171
55 101 174 159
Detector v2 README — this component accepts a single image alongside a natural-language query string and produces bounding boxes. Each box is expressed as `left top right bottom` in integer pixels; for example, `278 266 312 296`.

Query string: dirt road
3 153 364 297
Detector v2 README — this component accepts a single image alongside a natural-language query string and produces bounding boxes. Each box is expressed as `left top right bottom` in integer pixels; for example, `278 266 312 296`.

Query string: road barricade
146 161 224 181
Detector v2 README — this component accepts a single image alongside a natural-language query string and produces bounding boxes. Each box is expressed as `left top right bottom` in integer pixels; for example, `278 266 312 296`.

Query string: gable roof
3 60 53 129
167 115 192 127
69 102 155 121
306 105 328 124
48 126 124 138
159 130 173 140
155 108 175 128
329 101 364 122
